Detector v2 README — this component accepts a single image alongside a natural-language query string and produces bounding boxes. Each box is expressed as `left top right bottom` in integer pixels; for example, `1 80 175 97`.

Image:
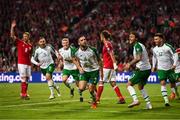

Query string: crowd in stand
0 0 179 72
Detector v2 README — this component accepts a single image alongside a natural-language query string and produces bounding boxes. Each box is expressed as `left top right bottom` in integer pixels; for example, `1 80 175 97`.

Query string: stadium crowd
0 0 179 72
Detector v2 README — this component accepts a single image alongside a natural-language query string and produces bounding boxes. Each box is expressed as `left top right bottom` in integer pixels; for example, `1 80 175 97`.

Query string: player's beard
81 45 88 51
40 44 46 48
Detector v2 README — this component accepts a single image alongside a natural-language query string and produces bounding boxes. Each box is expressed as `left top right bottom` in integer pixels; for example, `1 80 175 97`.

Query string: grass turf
0 83 180 119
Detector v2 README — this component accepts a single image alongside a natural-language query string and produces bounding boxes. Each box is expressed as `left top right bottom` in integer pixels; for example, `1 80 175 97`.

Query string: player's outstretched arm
10 20 17 40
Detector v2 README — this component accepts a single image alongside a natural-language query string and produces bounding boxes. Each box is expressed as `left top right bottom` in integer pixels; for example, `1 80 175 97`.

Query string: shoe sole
128 102 140 108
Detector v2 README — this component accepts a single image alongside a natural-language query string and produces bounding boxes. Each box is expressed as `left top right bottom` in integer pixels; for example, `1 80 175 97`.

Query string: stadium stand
0 0 179 72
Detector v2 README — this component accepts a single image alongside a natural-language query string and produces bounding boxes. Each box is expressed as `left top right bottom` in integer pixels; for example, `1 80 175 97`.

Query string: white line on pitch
0 95 174 108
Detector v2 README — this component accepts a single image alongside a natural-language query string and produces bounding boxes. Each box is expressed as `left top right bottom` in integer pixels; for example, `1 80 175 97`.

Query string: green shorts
62 69 79 81
129 69 151 86
41 64 55 76
79 70 99 85
157 69 176 83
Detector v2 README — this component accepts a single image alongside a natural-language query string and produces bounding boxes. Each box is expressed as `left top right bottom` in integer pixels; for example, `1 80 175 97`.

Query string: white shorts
100 68 116 82
18 64 31 77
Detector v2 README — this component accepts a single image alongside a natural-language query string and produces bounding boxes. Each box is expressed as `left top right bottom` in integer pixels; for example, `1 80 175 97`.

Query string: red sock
96 85 104 101
25 83 28 95
21 82 27 96
114 86 123 99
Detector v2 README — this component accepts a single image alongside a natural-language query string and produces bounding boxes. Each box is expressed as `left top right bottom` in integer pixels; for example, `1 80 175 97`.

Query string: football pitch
0 83 180 119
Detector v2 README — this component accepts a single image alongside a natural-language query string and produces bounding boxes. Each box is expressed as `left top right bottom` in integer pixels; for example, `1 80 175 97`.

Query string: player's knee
126 81 132 88
160 80 166 85
138 85 144 90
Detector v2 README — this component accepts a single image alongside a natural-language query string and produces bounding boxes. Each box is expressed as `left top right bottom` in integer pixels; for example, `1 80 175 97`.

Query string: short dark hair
130 31 139 39
39 36 46 41
101 30 112 40
154 33 165 40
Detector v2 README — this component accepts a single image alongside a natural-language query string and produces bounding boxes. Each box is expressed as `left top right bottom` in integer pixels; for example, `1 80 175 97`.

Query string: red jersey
16 39 32 65
102 41 114 69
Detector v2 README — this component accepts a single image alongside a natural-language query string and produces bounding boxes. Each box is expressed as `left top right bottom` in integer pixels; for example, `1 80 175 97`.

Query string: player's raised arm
10 20 17 40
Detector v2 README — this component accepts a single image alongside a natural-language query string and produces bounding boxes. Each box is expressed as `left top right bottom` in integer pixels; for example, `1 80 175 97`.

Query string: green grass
0 83 180 119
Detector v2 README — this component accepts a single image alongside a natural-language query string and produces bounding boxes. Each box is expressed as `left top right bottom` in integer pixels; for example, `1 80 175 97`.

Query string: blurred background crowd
0 0 179 72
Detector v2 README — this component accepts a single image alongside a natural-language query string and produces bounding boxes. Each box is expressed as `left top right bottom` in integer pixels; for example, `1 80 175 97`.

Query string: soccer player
59 37 82 100
96 30 125 104
31 37 60 99
172 48 180 99
152 33 178 106
72 35 103 109
124 32 152 109
10 20 32 100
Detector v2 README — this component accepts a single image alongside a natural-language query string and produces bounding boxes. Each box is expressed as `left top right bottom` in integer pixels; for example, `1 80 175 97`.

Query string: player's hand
11 20 16 28
37 63 42 67
124 63 130 71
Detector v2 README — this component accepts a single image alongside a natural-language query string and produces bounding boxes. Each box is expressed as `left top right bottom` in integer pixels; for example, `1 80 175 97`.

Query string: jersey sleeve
48 44 58 57
71 46 78 57
152 48 157 68
173 53 179 66
89 46 100 60
134 43 143 55
165 43 177 66
31 49 39 65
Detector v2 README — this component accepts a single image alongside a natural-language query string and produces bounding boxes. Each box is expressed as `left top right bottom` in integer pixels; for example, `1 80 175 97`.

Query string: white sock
171 87 175 93
161 86 169 103
53 81 60 94
140 88 150 103
176 82 180 87
48 80 54 95
127 86 138 101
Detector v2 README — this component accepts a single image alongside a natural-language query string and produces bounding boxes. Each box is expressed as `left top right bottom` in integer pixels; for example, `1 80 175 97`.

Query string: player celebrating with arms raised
10 20 32 100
